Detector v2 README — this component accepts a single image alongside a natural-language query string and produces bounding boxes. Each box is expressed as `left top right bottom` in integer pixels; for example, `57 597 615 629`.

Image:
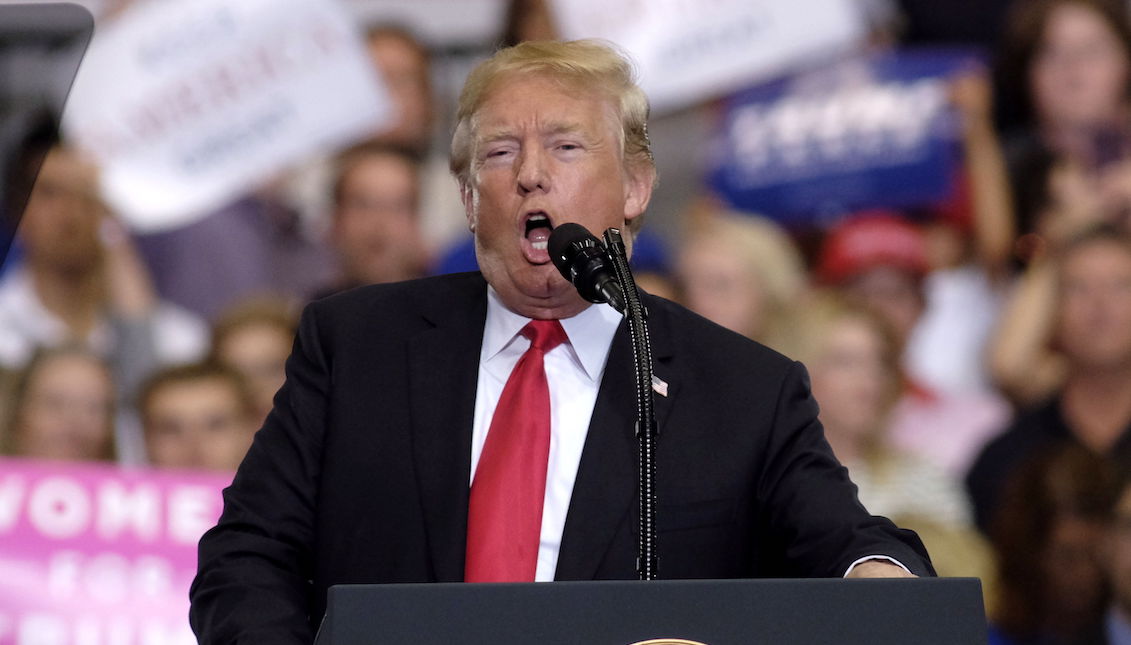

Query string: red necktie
465 319 568 582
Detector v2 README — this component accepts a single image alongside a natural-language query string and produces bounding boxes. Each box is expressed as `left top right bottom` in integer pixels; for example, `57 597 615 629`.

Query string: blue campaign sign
706 48 981 226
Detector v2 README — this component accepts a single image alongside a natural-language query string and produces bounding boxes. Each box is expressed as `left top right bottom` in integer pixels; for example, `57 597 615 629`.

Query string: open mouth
521 211 553 264
525 212 553 250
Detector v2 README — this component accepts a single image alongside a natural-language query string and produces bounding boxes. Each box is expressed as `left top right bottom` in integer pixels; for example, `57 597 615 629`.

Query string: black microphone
548 223 625 312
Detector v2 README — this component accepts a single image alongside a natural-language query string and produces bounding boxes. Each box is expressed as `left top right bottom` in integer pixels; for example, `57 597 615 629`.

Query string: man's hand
845 561 917 579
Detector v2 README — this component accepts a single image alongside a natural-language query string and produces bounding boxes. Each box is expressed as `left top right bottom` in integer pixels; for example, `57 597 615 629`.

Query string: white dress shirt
471 287 910 580
471 287 622 581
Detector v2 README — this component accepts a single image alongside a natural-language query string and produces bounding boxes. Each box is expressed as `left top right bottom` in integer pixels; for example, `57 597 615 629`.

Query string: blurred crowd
5 0 1131 643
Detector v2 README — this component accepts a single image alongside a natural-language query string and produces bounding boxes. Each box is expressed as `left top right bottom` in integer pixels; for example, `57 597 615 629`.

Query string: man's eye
558 144 580 151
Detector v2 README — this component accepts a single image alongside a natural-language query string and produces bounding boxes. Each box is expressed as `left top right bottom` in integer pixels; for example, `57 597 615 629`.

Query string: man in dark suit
190 39 932 644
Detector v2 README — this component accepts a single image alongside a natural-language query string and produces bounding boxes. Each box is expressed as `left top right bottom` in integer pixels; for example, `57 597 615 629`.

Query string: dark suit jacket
190 272 933 644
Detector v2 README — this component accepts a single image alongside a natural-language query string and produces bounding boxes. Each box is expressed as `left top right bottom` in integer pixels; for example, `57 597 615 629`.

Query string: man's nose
516 149 549 194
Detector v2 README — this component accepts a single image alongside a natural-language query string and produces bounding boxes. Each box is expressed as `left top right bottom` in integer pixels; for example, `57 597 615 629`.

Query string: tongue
527 227 551 245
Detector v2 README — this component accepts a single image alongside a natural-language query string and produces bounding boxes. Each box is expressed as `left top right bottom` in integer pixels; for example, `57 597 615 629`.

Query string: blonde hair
786 291 901 374
450 39 656 229
774 289 913 478
208 295 299 364
683 211 807 347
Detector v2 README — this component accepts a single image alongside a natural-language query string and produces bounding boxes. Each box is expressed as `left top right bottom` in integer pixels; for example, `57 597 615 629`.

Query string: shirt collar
482 285 622 382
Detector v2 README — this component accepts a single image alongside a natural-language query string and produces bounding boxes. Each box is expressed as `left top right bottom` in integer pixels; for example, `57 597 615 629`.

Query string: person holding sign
190 40 932 643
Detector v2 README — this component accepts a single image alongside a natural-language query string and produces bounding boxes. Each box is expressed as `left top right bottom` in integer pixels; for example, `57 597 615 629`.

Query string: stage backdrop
0 457 230 645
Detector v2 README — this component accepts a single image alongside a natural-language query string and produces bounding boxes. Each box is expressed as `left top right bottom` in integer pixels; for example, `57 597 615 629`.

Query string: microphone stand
602 227 658 581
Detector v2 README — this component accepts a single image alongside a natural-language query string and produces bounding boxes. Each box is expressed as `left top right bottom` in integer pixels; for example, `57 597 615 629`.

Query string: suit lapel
556 295 679 580
408 274 487 582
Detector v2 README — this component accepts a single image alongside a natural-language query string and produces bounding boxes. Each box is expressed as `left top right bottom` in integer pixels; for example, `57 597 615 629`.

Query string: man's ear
460 182 477 232
622 163 655 224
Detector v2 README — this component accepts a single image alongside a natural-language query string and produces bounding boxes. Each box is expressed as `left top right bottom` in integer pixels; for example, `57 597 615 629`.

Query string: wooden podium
314 578 986 644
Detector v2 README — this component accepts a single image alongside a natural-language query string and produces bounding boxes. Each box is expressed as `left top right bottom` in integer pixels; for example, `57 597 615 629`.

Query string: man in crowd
363 24 467 260
318 142 428 295
139 361 257 472
190 40 931 643
209 297 298 424
968 225 1131 532
364 25 434 157
0 144 206 397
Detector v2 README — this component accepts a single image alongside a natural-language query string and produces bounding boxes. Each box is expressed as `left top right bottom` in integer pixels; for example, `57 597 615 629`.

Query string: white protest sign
62 0 392 232
344 0 507 47
549 0 868 113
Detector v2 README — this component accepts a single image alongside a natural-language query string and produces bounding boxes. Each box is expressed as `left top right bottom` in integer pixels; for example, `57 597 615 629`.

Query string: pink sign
0 457 230 644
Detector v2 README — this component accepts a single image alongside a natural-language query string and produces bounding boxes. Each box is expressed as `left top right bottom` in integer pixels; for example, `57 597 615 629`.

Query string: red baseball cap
817 211 929 285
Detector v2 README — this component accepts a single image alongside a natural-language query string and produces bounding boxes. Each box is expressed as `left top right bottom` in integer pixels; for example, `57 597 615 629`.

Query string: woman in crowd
676 210 806 354
787 292 973 528
993 0 1131 405
1 346 116 462
785 292 994 580
998 0 1131 170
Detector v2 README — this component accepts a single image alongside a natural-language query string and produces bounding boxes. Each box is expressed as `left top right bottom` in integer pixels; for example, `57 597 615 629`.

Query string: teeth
532 241 547 250
525 212 552 236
